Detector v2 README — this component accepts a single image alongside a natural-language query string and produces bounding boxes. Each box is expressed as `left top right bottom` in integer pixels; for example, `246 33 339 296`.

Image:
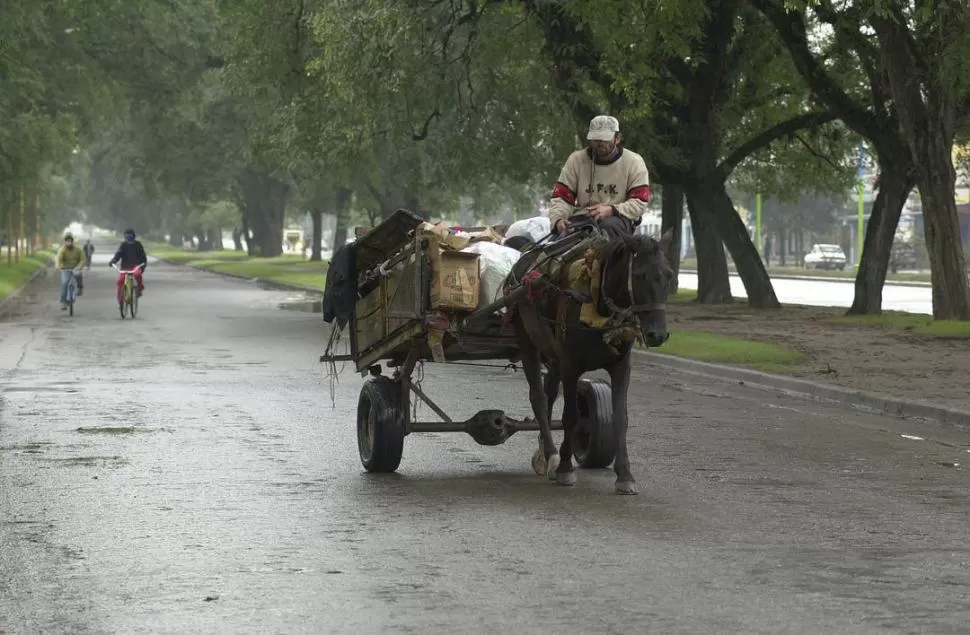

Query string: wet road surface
678 272 931 315
2 253 970 634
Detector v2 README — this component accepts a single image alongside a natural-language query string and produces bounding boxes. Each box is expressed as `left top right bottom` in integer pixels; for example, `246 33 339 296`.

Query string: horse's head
600 228 675 347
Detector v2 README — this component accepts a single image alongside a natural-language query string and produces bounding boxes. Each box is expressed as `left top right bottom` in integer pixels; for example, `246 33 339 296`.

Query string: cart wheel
572 378 615 469
357 376 406 473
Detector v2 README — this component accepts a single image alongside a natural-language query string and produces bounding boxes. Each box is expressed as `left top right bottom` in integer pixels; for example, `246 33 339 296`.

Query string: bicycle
62 268 81 317
112 263 145 319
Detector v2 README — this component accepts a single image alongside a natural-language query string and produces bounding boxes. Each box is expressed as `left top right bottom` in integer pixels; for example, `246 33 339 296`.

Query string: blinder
600 246 667 318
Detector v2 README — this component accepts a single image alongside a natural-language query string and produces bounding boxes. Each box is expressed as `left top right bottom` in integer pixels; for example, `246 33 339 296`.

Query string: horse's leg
538 364 560 475
554 369 580 486
607 352 638 495
543 364 560 417
520 344 559 479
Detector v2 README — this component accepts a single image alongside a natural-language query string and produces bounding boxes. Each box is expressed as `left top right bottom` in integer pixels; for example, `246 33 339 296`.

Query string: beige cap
587 115 619 141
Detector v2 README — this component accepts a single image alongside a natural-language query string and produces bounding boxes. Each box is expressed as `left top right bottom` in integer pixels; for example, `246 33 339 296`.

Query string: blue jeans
60 270 76 303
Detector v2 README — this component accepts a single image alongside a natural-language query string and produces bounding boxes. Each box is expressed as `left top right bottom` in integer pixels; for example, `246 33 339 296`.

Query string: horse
506 223 674 494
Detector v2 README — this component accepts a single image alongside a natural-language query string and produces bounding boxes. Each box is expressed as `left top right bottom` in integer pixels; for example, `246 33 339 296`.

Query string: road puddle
277 297 322 313
76 426 150 435
41 455 130 468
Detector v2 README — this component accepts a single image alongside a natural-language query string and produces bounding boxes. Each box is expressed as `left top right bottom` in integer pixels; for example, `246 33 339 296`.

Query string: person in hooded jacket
108 228 148 301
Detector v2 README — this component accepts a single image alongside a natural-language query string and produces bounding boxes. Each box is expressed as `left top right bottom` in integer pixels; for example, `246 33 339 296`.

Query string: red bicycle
112 263 145 319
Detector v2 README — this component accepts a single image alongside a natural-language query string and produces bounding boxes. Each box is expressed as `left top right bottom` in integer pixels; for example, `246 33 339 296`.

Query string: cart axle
408 410 562 445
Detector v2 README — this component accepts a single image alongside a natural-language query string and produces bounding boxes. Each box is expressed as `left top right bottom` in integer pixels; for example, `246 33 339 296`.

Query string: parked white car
804 243 847 270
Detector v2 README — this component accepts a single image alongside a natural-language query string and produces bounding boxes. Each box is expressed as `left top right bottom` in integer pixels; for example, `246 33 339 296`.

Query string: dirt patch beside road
668 300 970 413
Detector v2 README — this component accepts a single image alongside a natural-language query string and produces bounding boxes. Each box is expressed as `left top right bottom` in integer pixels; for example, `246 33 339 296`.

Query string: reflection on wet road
2 255 970 633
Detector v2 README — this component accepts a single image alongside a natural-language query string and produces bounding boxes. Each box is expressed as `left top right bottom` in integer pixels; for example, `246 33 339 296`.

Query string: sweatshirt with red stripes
548 146 651 226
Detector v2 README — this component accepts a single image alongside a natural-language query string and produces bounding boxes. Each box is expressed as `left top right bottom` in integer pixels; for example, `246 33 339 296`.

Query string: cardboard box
467 226 504 245
430 250 480 311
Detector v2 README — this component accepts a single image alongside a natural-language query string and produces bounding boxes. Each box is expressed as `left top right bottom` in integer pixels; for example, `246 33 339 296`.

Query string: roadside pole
18 187 25 262
856 142 865 268
756 191 762 255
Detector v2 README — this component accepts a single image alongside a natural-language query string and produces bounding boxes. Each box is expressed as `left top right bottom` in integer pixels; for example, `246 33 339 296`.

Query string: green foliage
9 0 964 273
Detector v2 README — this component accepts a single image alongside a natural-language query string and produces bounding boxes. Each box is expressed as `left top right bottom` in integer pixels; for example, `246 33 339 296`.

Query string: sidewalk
658 298 970 425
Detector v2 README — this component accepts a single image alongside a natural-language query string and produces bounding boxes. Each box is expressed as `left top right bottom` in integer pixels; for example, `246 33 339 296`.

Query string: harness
506 224 665 359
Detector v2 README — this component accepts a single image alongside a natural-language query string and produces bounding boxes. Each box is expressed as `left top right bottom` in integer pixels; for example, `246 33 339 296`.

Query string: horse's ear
660 227 674 252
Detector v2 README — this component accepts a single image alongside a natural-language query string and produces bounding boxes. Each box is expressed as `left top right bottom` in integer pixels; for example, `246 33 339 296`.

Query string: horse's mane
598 233 659 266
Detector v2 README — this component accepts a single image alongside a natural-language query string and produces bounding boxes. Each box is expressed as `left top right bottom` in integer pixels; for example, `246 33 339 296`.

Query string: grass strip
145 242 328 291
654 330 805 373
0 249 54 303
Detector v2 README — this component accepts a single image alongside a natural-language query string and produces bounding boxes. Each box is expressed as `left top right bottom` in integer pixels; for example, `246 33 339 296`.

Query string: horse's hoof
615 480 639 495
531 449 545 476
545 453 560 479
556 471 577 487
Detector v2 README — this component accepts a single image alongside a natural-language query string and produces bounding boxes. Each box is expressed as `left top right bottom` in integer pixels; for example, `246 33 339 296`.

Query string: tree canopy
4 0 969 318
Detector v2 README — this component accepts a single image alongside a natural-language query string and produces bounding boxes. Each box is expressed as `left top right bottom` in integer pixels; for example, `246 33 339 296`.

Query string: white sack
503 216 551 245
461 241 523 307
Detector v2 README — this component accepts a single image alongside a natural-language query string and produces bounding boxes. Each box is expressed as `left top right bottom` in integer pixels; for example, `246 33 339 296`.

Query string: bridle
601 245 667 322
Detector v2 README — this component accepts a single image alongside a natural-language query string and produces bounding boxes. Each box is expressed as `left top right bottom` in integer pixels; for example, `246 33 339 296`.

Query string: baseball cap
587 115 620 141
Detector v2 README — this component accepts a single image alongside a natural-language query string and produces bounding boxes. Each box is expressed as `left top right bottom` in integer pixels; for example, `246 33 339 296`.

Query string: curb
635 349 970 430
679 268 932 289
153 256 324 296
0 258 52 317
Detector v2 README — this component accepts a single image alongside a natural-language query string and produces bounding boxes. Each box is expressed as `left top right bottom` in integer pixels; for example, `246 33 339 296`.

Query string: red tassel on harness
522 269 543 302
502 269 544 325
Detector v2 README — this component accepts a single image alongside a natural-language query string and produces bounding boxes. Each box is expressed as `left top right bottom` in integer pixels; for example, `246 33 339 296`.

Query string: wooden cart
321 210 615 473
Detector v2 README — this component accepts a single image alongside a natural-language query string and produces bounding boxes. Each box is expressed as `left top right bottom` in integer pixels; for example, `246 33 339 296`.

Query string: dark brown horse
507 226 674 494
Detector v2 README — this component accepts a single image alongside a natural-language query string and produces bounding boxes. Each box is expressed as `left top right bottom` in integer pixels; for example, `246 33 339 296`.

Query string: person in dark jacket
83 240 95 270
108 228 148 299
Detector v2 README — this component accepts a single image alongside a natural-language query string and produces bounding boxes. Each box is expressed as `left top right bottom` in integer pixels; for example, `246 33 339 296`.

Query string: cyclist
108 228 148 300
55 233 86 309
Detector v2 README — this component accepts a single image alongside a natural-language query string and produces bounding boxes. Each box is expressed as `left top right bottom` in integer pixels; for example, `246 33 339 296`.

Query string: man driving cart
548 115 652 239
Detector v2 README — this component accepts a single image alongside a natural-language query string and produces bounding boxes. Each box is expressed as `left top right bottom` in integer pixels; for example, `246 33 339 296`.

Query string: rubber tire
129 294 137 319
357 376 406 473
119 303 126 319
68 301 73 317
572 378 615 469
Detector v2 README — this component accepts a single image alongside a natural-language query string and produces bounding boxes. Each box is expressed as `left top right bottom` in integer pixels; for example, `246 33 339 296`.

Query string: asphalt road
678 272 932 315
2 252 969 634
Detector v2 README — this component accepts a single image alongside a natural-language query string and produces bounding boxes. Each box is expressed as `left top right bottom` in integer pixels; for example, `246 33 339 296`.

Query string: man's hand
555 219 569 234
586 204 614 221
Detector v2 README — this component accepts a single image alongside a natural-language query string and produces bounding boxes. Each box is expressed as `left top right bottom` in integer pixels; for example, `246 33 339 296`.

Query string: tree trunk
917 138 970 319
693 180 780 308
661 184 684 294
232 227 244 251
332 187 352 249
193 227 208 250
778 226 787 267
685 191 732 304
240 169 288 258
874 14 970 319
848 163 914 315
309 208 324 261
